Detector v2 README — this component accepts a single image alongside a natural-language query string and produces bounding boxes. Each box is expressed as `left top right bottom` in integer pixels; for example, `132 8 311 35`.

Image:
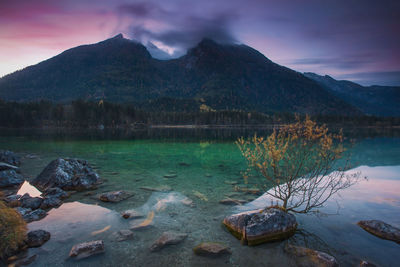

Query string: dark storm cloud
117 1 237 57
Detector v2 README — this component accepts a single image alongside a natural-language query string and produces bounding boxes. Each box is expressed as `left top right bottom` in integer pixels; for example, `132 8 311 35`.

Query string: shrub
0 192 27 259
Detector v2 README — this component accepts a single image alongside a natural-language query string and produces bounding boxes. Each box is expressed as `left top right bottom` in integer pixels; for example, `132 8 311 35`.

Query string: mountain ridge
0 34 361 115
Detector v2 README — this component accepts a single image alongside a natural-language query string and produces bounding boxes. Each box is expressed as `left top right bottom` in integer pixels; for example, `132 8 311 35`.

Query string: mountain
304 72 400 117
0 34 360 115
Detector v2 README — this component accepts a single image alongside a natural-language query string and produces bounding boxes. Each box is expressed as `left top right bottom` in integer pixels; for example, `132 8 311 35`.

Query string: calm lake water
1 128 400 267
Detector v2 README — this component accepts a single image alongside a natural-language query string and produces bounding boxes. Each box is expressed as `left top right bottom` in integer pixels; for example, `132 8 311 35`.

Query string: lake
1 128 399 266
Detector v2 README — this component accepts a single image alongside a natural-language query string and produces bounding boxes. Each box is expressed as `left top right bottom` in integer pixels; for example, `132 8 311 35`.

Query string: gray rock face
40 196 62 209
98 191 133 203
42 187 69 199
27 230 51 247
20 193 43 210
150 231 188 252
32 158 100 191
193 242 231 257
0 169 24 188
69 240 105 259
223 207 297 246
358 220 400 243
0 150 21 166
285 245 339 267
23 209 47 223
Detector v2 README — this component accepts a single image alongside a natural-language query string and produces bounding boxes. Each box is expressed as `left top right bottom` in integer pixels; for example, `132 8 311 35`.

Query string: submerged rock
233 186 262 195
219 198 247 205
121 209 144 219
27 230 51 247
23 209 47 223
360 260 377 267
358 220 400 243
20 193 43 210
0 150 21 166
140 185 172 192
69 240 105 259
223 207 297 246
0 169 24 188
32 158 100 191
285 245 339 267
150 231 187 252
98 190 133 203
163 174 177 178
193 242 231 257
113 230 134 242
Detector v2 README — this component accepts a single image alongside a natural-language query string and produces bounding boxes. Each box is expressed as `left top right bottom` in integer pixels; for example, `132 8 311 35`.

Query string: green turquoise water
1 129 399 266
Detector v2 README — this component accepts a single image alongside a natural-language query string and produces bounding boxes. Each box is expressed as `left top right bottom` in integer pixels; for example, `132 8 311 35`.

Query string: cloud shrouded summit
0 0 399 85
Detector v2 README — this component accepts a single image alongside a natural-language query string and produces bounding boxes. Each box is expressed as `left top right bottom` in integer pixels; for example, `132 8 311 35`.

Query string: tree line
0 99 399 128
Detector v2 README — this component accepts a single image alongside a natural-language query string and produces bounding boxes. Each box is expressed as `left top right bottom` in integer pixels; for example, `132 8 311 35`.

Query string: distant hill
304 72 400 117
0 34 361 115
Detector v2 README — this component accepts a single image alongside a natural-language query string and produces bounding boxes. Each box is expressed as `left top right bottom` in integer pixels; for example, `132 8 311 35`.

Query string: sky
0 0 399 86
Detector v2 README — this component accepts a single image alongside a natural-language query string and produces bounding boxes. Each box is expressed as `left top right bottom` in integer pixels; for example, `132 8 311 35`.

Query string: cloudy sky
0 0 399 85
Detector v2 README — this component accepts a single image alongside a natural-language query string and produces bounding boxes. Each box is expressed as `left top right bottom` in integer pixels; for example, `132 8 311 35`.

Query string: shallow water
1 129 400 266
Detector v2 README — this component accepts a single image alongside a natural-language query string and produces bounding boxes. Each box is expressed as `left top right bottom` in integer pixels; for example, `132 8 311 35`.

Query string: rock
113 230 134 242
40 196 62 209
4 194 21 207
69 240 105 260
140 185 172 192
181 197 194 207
31 158 100 191
121 209 144 219
163 174 177 178
20 193 43 210
23 209 47 223
358 220 400 243
150 231 187 252
193 190 208 201
193 242 231 257
223 207 297 246
219 198 247 205
98 190 133 203
360 260 377 267
224 180 239 185
285 245 339 267
0 169 24 188
0 150 20 166
130 211 155 230
0 162 19 171
178 162 191 166
205 173 212 177
27 230 51 247
15 207 32 217
42 187 69 200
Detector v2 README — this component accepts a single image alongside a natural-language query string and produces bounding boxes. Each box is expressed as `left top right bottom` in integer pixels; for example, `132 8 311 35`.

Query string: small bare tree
236 116 360 214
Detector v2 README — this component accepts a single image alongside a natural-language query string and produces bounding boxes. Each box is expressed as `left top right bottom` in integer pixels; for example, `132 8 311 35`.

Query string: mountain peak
112 33 124 39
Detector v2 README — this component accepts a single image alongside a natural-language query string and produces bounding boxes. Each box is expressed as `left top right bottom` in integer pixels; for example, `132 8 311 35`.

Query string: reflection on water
0 129 399 266
17 181 42 197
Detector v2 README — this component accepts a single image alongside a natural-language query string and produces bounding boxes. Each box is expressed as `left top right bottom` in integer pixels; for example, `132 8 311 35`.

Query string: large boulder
42 187 69 200
40 196 62 209
20 193 43 210
150 231 187 252
22 209 47 223
223 207 297 246
32 158 100 191
358 220 400 243
0 169 24 188
285 245 339 267
0 150 20 166
27 230 51 247
69 240 105 260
